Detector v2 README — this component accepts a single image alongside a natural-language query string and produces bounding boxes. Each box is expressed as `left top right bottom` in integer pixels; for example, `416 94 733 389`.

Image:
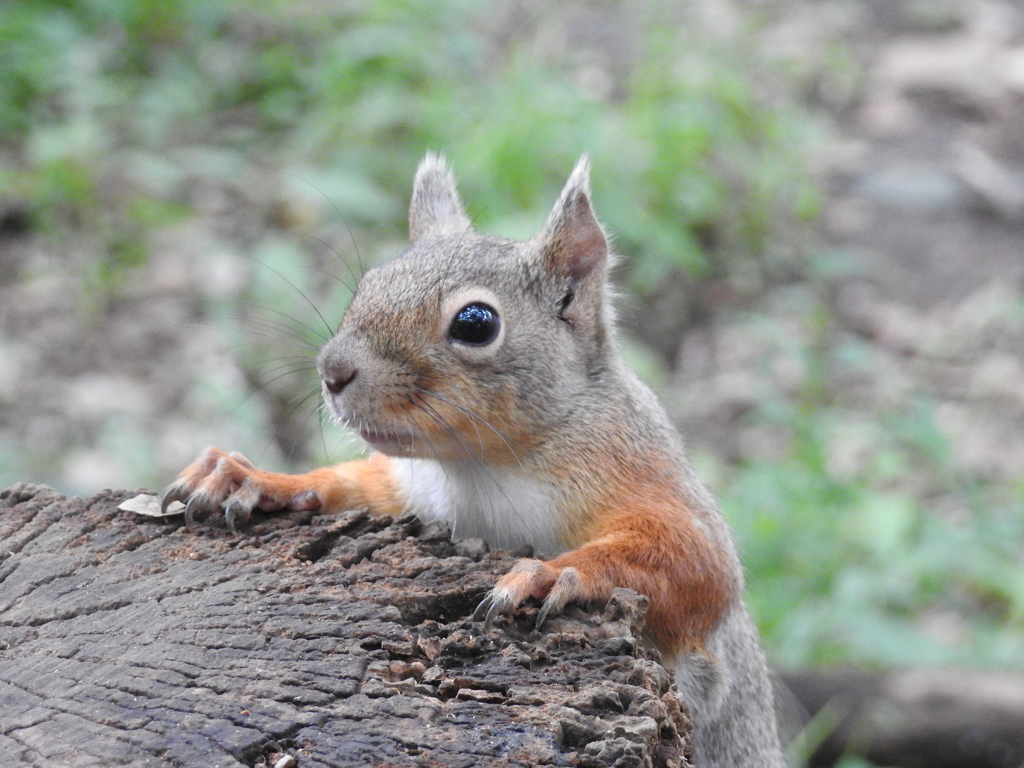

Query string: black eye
449 303 500 346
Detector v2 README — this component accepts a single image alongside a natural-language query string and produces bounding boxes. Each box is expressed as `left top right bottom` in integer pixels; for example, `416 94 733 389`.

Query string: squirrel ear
539 155 608 283
409 152 472 242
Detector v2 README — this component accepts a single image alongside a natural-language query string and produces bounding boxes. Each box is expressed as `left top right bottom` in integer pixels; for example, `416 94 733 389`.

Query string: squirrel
162 154 785 768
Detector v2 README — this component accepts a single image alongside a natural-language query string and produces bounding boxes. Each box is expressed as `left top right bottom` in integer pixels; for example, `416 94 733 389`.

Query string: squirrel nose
322 365 357 395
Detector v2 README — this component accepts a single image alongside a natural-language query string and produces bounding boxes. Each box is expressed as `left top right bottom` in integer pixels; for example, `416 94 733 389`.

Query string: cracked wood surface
0 483 692 768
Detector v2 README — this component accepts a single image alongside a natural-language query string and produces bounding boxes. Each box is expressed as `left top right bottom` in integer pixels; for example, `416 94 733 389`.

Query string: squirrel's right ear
538 156 608 285
408 153 472 242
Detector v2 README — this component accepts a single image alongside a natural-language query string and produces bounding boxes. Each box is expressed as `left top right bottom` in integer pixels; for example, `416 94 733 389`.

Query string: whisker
193 320 320 351
250 364 319 394
285 388 329 451
284 173 366 283
218 299 333 344
306 262 355 297
412 385 524 471
409 372 524 440
402 394 448 469
410 393 515 532
316 401 363 461
405 395 477 529
234 253 335 340
397 398 458 533
296 232 359 294
320 402 366 460
267 386 325 466
251 358 318 382
281 382 324 413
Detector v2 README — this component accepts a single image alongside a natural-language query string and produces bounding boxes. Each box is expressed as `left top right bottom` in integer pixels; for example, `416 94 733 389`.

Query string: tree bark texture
0 484 692 768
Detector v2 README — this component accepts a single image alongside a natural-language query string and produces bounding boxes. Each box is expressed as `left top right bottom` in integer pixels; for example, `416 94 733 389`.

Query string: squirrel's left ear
409 153 472 242
538 155 608 284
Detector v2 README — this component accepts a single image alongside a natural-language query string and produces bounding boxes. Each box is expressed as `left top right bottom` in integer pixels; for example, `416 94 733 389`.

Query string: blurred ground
673 0 1024 484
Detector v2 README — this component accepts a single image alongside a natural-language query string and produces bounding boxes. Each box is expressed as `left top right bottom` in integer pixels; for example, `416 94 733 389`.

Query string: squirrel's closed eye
449 303 500 346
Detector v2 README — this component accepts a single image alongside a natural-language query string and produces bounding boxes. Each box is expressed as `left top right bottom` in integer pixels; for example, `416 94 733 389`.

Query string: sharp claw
472 597 491 623
483 599 502 630
184 495 207 528
225 500 250 535
536 567 576 629
225 508 239 535
536 599 554 629
161 486 188 515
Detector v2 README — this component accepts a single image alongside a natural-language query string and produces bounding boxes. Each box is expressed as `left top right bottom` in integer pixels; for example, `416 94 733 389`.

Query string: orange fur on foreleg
478 497 737 654
162 448 405 531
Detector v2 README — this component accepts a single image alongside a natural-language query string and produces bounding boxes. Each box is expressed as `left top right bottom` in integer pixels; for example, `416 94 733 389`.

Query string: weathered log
0 483 692 768
783 667 1024 768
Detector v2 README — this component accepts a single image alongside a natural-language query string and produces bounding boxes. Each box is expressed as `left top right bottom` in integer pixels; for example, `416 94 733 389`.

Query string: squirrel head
317 153 616 464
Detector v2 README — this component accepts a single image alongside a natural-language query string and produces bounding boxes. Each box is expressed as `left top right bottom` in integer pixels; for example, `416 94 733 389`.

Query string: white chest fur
390 458 563 553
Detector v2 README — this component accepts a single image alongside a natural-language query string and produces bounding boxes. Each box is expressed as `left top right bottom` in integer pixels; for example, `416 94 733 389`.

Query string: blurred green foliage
0 0 814 296
725 398 1024 668
712 292 1024 669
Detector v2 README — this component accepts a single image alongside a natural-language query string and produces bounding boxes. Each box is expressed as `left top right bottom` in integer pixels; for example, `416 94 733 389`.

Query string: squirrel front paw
161 446 321 533
473 558 585 630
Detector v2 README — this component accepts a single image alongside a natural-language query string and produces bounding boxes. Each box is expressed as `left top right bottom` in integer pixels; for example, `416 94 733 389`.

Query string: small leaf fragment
119 493 184 518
